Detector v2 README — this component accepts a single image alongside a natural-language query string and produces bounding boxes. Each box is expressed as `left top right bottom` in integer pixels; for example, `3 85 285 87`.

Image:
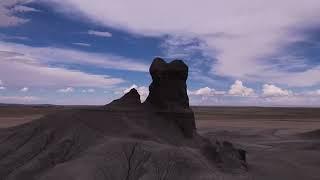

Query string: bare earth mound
0 58 246 180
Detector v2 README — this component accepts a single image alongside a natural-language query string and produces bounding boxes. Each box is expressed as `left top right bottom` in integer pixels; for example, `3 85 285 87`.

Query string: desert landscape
0 59 247 180
0 104 319 179
1 1 320 179
0 59 319 180
196 107 320 179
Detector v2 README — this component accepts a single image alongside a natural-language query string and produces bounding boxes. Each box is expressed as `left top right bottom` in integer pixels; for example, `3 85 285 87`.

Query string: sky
0 0 320 106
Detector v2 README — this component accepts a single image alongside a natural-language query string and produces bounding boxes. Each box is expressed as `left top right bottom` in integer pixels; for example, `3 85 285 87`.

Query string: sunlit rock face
145 58 196 138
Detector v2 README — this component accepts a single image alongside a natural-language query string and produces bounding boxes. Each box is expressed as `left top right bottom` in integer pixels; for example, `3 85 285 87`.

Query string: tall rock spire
144 57 196 137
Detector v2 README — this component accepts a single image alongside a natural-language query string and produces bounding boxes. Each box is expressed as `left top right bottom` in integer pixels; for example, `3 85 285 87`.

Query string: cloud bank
48 0 320 87
0 48 125 88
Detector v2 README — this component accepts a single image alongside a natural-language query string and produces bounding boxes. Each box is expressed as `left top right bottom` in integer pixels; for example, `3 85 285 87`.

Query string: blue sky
0 0 320 106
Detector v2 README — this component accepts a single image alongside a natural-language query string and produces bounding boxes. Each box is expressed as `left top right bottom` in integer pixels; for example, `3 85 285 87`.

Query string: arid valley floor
0 105 320 179
195 107 320 179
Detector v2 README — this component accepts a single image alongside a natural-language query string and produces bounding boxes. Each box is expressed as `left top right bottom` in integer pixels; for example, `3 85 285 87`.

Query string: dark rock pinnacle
144 57 196 138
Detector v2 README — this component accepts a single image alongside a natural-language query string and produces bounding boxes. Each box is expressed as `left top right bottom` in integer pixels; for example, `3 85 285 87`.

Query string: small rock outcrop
108 88 141 108
145 58 196 138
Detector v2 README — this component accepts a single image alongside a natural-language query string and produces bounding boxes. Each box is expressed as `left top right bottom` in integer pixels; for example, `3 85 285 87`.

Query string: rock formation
145 58 196 138
145 58 190 109
0 58 247 180
108 88 141 110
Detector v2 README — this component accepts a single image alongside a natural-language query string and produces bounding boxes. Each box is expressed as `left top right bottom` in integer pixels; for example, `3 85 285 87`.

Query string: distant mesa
0 58 247 180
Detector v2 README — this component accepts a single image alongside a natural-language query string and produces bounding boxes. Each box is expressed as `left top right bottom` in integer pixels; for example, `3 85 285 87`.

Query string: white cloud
0 80 2 85
262 84 291 97
0 55 124 88
0 41 148 72
57 87 74 93
0 41 155 88
72 42 91 47
229 80 255 97
123 84 149 102
82 88 95 93
187 83 320 106
189 87 225 96
20 87 29 92
88 30 112 37
0 95 40 103
49 0 320 87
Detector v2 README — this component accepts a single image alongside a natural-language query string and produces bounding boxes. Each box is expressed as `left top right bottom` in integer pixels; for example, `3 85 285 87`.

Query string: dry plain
0 105 319 180
194 106 320 180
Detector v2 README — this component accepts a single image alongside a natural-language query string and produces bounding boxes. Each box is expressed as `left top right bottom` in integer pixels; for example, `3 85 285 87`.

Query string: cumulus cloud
262 84 292 97
189 87 225 96
186 81 320 106
229 80 255 97
20 87 29 92
88 30 112 37
57 87 74 93
48 0 320 87
0 80 3 85
123 84 149 102
187 82 320 106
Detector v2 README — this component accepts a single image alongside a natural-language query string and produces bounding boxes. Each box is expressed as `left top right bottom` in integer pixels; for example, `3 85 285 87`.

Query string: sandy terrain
195 107 320 180
0 105 319 179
